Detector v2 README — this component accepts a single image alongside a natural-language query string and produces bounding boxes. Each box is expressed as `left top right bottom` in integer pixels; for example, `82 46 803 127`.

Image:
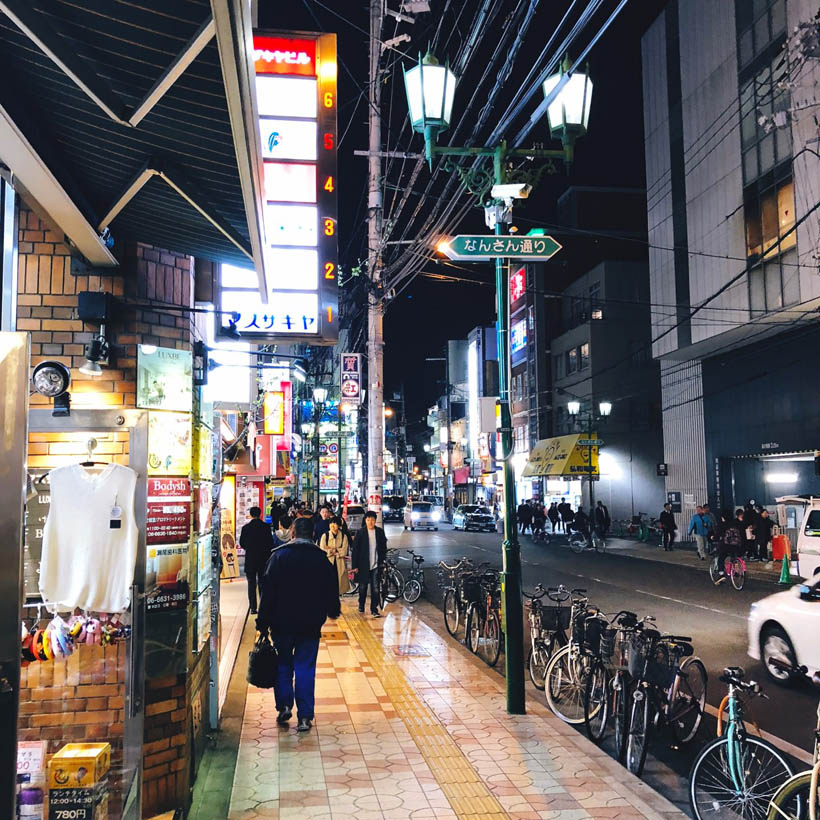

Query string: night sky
265 1 666 431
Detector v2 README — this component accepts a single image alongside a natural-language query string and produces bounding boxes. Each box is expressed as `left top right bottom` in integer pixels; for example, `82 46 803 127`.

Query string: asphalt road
381 522 819 814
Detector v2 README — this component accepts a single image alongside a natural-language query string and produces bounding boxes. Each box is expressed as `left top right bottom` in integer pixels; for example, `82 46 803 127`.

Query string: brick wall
16 208 206 819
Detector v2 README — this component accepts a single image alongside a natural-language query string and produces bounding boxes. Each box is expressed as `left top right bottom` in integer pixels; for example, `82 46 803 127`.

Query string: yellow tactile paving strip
343 610 507 820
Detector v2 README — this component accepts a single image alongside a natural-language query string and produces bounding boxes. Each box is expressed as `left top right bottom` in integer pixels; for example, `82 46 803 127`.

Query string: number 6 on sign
323 218 335 236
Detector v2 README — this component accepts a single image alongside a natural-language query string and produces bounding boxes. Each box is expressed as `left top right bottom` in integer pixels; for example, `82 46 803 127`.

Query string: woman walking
319 516 351 594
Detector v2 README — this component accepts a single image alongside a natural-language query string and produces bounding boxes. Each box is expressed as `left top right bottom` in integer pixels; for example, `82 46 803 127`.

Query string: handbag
247 632 278 689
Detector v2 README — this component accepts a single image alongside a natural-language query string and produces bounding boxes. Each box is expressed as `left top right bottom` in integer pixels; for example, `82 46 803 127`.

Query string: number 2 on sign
324 262 335 280
323 218 335 236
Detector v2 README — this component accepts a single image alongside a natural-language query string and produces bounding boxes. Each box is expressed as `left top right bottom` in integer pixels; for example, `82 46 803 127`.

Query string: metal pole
445 352 452 519
337 396 343 510
314 408 321 510
366 0 385 522
493 143 525 714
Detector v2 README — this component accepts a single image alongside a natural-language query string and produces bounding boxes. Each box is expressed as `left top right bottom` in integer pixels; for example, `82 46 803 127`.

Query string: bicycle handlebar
663 635 693 643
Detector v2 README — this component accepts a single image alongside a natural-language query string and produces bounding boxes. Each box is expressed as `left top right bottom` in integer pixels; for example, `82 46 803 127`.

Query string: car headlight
432 512 441 521
411 512 420 520
382 505 389 512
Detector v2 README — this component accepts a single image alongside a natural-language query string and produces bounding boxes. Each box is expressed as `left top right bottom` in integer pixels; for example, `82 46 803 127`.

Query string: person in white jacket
318 517 350 594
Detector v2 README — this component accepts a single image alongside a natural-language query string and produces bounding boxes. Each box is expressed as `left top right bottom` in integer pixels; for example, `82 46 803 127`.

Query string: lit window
745 176 795 260
566 348 578 374
579 343 590 370
591 308 603 320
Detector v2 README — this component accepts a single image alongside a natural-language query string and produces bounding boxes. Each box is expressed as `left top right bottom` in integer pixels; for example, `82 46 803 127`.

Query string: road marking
633 589 746 620
701 702 814 765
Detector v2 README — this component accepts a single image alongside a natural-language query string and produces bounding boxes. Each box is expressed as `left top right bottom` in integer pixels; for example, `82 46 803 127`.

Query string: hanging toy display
20 612 130 665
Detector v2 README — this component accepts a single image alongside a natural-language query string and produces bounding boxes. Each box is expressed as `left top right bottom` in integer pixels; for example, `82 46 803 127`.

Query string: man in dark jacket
659 503 677 551
239 506 274 614
350 511 387 616
313 506 332 543
257 516 341 731
756 508 775 562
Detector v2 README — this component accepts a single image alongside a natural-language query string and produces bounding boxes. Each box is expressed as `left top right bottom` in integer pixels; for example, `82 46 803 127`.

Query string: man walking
687 504 712 560
756 508 775 563
239 506 274 614
659 502 677 551
594 501 610 540
351 511 387 617
257 516 341 731
314 506 332 544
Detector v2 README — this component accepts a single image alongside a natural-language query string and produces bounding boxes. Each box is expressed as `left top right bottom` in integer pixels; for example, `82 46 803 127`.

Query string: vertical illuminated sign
220 32 338 344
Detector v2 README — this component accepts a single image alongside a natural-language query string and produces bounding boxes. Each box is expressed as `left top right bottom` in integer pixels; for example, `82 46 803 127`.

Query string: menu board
146 477 192 545
235 477 264 547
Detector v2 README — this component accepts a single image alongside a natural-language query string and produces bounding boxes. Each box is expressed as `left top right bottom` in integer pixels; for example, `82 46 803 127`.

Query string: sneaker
358 606 364 613
714 576 726 585
276 707 292 725
250 609 258 614
297 717 312 732
371 610 381 618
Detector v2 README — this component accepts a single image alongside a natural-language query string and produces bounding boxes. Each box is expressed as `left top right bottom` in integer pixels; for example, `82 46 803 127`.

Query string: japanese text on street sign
439 234 562 261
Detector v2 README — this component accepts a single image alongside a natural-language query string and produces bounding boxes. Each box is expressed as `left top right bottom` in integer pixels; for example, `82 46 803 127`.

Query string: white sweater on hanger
40 463 139 612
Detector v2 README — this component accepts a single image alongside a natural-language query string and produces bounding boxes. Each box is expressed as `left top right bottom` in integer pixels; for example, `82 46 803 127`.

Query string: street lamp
403 51 593 716
566 399 613 516
598 401 612 417
567 400 581 416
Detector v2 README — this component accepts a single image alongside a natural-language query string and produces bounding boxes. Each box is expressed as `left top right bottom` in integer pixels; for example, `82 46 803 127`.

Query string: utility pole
366 0 385 521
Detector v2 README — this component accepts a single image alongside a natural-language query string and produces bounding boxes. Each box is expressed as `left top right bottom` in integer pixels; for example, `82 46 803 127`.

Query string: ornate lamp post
567 399 612 515
404 54 592 714
312 386 328 510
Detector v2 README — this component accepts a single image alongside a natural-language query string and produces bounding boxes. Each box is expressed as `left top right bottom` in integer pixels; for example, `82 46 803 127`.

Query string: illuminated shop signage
219 31 338 344
510 267 526 304
510 319 527 354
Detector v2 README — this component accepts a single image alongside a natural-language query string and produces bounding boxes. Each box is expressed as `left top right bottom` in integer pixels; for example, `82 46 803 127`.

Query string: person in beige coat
319 517 351 594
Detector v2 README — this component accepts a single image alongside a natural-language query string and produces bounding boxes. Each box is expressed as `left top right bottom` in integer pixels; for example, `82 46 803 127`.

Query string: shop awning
522 434 599 478
0 0 268 293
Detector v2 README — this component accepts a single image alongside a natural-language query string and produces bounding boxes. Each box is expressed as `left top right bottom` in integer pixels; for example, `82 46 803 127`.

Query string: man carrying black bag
257 516 341 732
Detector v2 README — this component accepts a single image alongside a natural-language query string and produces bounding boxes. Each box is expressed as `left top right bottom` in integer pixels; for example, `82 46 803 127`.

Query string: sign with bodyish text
439 234 562 261
146 477 192 545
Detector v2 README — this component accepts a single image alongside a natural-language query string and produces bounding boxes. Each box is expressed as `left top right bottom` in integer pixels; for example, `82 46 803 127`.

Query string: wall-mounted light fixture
32 360 71 416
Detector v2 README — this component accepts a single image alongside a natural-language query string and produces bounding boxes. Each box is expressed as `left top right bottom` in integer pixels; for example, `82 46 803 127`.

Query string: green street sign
577 439 604 446
439 234 562 261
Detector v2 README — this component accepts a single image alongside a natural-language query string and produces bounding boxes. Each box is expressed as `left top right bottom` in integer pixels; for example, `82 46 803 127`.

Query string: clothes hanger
78 438 110 468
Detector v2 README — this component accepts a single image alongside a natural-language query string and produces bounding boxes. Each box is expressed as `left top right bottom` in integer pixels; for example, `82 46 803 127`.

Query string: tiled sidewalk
228 600 686 820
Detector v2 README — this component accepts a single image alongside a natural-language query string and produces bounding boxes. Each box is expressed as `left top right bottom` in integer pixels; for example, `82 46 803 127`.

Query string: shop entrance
720 452 820 510
14 406 148 820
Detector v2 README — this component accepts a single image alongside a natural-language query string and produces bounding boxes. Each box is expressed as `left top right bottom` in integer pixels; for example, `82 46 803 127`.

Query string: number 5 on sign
323 218 335 236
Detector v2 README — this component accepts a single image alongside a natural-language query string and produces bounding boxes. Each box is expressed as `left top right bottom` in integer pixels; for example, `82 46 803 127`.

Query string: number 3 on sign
323 218 335 236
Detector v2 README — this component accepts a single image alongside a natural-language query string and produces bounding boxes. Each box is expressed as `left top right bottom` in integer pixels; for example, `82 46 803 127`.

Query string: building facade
642 0 820 524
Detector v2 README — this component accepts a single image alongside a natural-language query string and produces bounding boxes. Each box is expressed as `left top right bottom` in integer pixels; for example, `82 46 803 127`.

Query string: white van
775 495 820 579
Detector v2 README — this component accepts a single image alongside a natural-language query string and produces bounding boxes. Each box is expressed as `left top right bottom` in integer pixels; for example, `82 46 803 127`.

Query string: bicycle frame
725 689 746 793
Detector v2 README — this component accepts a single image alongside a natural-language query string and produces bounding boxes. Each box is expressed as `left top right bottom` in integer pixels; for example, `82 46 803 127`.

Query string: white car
747 576 820 686
452 504 496 532
404 501 440 531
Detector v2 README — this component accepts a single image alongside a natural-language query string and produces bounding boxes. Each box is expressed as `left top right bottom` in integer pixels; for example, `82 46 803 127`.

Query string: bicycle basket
461 576 483 603
540 605 571 632
646 642 675 688
599 627 618 664
583 614 607 656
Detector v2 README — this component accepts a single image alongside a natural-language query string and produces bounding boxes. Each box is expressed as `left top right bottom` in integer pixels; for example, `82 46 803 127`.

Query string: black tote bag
247 634 278 689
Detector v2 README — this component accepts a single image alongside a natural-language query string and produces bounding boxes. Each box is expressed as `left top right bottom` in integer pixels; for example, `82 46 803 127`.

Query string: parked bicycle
437 558 486 637
466 568 503 667
569 527 607 554
625 628 707 776
402 550 425 603
689 666 793 820
543 589 601 724
524 584 573 690
378 549 405 608
710 551 747 590
767 669 820 820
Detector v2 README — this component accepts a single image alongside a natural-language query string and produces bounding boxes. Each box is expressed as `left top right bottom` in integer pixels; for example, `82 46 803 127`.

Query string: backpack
723 525 741 548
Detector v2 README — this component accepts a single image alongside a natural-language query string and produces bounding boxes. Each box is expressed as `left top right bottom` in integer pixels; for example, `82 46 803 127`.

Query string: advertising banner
263 391 285 435
195 482 213 536
148 411 192 476
146 477 192 545
137 345 193 412
219 475 239 579
235 477 265 546
341 353 361 402
145 543 189 611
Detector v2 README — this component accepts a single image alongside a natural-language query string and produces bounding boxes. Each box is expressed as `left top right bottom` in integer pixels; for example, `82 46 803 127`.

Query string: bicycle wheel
626 688 651 776
443 590 460 636
671 657 707 744
584 659 609 744
709 556 721 584
545 645 590 725
528 643 548 690
730 558 745 591
478 608 501 667
466 603 482 655
571 535 585 554
403 578 422 603
390 567 405 599
689 734 794 820
767 770 815 820
613 673 631 763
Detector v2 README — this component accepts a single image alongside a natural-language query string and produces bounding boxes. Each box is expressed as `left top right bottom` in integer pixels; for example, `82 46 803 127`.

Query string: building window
739 53 791 182
745 174 796 261
579 342 590 370
591 308 603 320
736 0 786 68
566 348 578 374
